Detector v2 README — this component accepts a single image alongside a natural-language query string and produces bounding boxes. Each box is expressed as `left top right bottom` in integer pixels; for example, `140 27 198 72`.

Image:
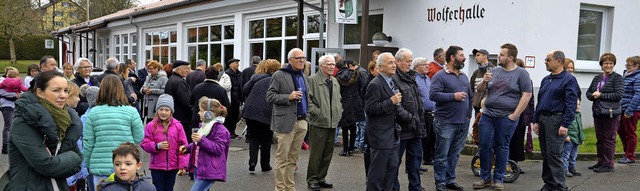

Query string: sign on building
335 0 357 24
45 39 54 49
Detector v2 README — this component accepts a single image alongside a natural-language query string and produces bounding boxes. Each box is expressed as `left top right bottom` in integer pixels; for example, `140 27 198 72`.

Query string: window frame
185 23 235 67
575 4 613 73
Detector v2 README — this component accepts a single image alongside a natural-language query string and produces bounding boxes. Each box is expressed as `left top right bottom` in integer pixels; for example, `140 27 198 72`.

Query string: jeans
562 142 578 171
433 120 469 185
356 121 367 150
334 127 341 143
1 107 14 146
393 137 423 191
478 115 518 183
191 168 215 191
150 169 178 191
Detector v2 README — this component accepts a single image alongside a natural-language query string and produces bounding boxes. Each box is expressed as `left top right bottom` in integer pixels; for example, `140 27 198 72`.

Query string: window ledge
574 60 602 73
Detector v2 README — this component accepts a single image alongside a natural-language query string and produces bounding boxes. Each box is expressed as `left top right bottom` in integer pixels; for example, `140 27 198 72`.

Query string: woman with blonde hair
83 75 144 190
141 60 168 122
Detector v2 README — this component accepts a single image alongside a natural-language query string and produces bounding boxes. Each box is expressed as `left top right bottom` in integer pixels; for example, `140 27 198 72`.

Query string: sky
137 0 160 6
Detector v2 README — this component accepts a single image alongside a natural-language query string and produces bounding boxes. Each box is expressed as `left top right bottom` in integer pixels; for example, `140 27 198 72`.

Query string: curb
462 144 640 161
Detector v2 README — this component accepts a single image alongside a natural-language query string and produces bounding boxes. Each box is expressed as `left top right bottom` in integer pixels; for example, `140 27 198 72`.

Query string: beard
453 58 466 70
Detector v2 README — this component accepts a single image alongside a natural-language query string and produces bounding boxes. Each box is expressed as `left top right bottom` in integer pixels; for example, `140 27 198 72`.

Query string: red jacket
427 61 444 79
141 117 190 171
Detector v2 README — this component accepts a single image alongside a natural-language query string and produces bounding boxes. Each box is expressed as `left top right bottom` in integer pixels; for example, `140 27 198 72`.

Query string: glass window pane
132 33 138 44
211 25 222 41
160 46 169 65
210 44 222 65
285 39 297 56
577 10 603 61
123 46 128 54
106 37 110 46
224 45 234 67
132 45 138 54
123 34 128 44
115 47 120 54
160 31 169 44
225 25 234 40
124 55 129 61
250 20 264 39
306 40 319 61
285 16 298 36
153 32 160 45
251 43 264 60
152 47 160 64
344 14 383 44
146 33 151 45
170 47 177 63
307 15 320 34
146 50 151 60
132 55 137 63
187 28 197 43
266 18 282 38
188 46 197 66
114 35 120 45
170 31 177 43
198 27 208 42
266 40 282 62
198 44 208 63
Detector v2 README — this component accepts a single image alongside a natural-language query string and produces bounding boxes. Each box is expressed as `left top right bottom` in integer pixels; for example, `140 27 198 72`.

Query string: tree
0 0 43 64
74 0 138 21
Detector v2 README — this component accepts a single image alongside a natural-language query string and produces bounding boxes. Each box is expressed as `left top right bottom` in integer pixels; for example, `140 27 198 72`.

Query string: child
184 97 230 191
66 82 88 190
67 82 81 108
140 94 189 191
0 68 27 93
24 64 40 89
79 85 100 190
563 99 584 177
98 142 155 191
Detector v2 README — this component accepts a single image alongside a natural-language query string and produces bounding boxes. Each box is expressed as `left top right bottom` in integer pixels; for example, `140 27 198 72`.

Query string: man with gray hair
412 57 437 173
96 57 120 83
533 50 579 191
306 55 342 190
241 56 262 101
391 48 426 191
187 59 207 91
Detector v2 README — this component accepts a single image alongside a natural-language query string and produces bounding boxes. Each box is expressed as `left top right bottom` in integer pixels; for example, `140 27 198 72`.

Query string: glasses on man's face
79 66 92 69
544 58 557 63
291 56 306 61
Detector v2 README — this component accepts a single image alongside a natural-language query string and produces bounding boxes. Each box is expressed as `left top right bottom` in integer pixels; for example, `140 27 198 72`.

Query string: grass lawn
0 60 40 73
532 126 640 153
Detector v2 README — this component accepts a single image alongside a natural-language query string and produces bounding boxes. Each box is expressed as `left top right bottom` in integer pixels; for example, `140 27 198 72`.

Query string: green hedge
0 34 59 60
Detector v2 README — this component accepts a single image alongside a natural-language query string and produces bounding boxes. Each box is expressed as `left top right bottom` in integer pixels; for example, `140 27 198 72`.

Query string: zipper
165 133 169 171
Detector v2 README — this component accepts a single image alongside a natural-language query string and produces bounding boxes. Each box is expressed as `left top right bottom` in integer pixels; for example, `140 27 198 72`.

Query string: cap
472 49 489 56
172 60 190 68
227 58 240 65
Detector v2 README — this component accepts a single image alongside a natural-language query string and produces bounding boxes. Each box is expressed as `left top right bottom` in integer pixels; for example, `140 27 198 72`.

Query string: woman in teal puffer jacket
7 71 83 190
83 75 144 190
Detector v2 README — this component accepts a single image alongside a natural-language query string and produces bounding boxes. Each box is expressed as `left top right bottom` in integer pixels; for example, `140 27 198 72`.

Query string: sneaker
565 171 573 177
249 163 256 172
618 157 635 164
339 150 349 156
569 167 581 176
593 166 615 173
473 179 492 189
588 163 602 170
493 182 505 190
301 141 310 150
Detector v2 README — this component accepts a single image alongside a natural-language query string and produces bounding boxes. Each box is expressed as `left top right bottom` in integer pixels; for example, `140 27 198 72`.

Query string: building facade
39 0 84 32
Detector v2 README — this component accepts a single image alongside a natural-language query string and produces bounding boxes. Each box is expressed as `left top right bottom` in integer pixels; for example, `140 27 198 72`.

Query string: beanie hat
85 86 100 108
156 94 174 113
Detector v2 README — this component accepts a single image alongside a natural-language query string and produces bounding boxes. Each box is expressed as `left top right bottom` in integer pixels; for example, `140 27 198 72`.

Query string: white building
54 0 640 127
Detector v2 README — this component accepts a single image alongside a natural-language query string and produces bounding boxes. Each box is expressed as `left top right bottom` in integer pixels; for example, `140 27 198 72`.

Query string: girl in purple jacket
140 94 189 191
186 97 230 191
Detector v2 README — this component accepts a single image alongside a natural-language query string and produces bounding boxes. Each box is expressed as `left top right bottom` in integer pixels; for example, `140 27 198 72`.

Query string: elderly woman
141 60 168 122
83 75 144 190
242 59 281 172
586 53 624 173
7 70 83 190
71 58 100 116
618 55 640 165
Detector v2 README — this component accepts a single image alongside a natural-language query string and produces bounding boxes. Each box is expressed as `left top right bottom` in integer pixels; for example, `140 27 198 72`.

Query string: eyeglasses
78 66 92 69
291 56 306 61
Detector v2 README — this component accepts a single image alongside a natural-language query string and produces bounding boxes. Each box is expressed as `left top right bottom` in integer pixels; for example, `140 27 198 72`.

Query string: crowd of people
0 44 638 191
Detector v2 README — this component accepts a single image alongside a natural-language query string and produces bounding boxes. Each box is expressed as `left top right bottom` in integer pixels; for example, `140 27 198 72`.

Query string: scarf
37 96 71 140
198 116 225 137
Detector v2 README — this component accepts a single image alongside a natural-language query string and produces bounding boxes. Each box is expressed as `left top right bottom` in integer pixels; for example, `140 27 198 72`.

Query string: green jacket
307 71 343 128
568 112 585 145
7 91 83 191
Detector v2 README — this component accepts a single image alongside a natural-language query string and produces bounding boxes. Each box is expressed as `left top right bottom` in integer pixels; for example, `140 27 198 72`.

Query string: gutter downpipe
130 15 140 69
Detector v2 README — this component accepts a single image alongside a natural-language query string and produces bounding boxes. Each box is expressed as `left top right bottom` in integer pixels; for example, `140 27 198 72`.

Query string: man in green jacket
306 55 343 191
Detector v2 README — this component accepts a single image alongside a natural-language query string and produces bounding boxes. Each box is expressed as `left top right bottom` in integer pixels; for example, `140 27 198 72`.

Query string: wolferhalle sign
426 3 485 25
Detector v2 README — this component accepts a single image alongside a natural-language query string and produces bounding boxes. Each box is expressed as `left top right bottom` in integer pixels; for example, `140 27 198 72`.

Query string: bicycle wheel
471 155 480 177
504 160 521 183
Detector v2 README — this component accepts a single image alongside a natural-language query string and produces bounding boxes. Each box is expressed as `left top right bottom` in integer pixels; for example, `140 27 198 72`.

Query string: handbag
597 101 621 118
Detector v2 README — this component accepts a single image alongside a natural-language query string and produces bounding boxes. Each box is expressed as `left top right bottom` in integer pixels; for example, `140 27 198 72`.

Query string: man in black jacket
165 60 194 142
225 58 242 138
187 59 207 91
241 56 261 101
190 66 231 134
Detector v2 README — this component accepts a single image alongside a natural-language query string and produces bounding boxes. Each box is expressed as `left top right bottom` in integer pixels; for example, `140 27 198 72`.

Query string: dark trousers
394 137 423 191
307 126 336 184
246 119 273 170
510 115 527 162
1 107 14 146
619 111 639 160
594 115 619 167
367 142 400 191
341 124 357 152
422 114 435 163
150 169 178 191
223 101 241 136
182 120 193 143
539 114 568 191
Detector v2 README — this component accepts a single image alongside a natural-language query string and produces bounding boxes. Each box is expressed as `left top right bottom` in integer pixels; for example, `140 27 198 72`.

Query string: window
248 14 325 63
62 2 70 7
575 4 613 71
55 22 64 26
344 14 383 44
186 24 234 67
146 30 178 65
71 12 78 18
54 11 63 16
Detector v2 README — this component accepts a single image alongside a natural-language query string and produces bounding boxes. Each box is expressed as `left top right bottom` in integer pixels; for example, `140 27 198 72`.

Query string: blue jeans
191 168 215 191
433 120 469 185
356 121 367 150
150 169 178 191
478 115 518 183
335 127 341 143
562 141 579 171
393 137 423 191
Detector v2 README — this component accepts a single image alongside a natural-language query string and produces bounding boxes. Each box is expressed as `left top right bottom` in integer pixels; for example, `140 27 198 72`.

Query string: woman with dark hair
242 59 281 172
336 60 367 156
24 63 40 89
586 53 624 173
83 75 144 190
7 70 83 190
118 62 138 105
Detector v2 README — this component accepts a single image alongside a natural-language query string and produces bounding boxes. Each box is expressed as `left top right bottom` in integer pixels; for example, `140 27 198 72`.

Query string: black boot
569 167 581 176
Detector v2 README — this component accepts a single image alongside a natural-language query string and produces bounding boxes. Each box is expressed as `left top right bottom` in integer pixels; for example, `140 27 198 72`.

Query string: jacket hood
336 68 359 86
281 64 303 75
99 173 152 190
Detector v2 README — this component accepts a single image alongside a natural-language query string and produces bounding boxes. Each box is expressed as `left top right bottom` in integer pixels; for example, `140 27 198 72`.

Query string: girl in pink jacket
140 94 189 191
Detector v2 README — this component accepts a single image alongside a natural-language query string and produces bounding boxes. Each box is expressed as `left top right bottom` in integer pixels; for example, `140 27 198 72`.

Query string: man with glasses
533 51 579 191
71 58 101 116
267 48 310 191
